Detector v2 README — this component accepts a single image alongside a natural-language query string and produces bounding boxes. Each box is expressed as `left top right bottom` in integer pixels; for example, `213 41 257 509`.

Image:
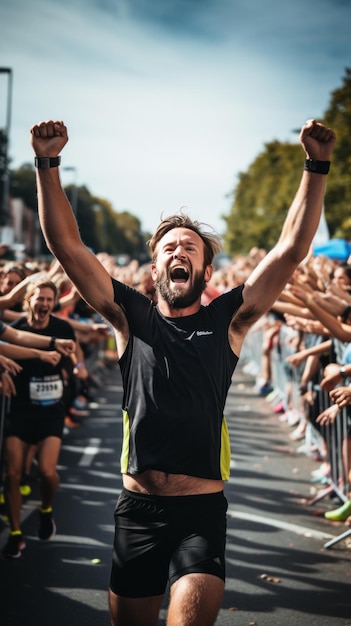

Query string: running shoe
2 533 26 558
20 474 32 496
325 500 351 522
258 382 274 396
38 510 56 540
64 415 82 428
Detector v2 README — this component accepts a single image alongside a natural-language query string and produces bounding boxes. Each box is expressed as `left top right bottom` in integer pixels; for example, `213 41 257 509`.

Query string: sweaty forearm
279 171 327 262
306 297 351 342
280 119 335 262
0 343 42 360
292 339 331 361
272 300 313 319
4 326 54 349
35 165 106 306
36 168 81 260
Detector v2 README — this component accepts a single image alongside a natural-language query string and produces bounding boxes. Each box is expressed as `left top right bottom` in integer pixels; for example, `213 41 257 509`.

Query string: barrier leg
307 480 348 506
324 528 351 549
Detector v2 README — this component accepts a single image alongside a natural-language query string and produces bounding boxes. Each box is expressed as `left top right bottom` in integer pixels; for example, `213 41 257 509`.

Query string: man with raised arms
30 118 335 626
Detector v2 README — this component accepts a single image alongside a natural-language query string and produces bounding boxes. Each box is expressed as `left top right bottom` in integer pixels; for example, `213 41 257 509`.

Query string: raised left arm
230 120 336 353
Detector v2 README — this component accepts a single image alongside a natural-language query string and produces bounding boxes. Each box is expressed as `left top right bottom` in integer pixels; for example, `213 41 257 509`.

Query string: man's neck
157 298 201 318
28 315 50 330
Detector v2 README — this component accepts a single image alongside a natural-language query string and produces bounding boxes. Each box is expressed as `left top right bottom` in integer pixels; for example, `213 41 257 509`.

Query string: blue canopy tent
313 239 351 261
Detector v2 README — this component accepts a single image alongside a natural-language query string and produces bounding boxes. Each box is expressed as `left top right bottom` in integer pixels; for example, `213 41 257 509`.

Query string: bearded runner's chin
155 273 206 309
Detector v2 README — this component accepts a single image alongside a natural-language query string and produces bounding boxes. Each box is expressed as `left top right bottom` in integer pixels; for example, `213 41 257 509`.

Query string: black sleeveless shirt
112 279 244 480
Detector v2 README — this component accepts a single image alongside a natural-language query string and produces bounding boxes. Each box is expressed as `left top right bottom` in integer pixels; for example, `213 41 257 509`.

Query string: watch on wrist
340 366 346 379
304 159 330 175
34 156 61 169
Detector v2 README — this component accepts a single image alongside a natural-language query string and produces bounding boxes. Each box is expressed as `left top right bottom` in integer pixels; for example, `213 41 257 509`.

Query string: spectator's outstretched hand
30 120 68 156
0 356 22 398
39 351 62 366
299 119 336 161
320 362 343 392
0 355 22 376
329 385 351 409
55 338 76 356
285 352 305 368
316 403 339 426
1 371 16 397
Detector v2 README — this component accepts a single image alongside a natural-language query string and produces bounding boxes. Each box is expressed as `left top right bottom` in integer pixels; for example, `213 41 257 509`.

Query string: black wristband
340 366 346 380
49 336 56 350
34 156 61 169
304 159 330 175
341 306 351 323
299 382 308 395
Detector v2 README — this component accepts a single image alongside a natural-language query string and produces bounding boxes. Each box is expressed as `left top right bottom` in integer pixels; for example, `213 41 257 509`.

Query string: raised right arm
30 120 129 352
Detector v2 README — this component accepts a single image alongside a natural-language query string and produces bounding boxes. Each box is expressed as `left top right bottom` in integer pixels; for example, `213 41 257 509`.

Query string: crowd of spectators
0 243 350 558
240 248 351 528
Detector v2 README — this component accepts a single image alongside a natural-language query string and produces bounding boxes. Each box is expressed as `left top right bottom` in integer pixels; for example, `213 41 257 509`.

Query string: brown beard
155 270 206 309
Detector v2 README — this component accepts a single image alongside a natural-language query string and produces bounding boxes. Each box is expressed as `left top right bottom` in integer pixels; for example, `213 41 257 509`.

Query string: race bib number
29 375 63 406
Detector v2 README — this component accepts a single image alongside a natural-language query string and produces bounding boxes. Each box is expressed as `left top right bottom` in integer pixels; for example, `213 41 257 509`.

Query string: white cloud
1 0 350 234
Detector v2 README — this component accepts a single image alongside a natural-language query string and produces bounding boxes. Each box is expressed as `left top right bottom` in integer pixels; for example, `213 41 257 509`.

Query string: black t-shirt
4 316 75 420
112 278 244 480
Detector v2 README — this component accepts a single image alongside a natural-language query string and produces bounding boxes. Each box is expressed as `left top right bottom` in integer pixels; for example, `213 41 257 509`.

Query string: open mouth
170 265 189 284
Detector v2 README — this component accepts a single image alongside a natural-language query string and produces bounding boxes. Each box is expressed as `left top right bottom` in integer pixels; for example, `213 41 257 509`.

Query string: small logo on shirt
185 330 213 341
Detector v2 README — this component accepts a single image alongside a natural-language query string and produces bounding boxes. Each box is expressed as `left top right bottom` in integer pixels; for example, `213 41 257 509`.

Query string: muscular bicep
228 273 280 355
243 243 299 315
54 246 123 326
228 299 258 356
68 247 131 356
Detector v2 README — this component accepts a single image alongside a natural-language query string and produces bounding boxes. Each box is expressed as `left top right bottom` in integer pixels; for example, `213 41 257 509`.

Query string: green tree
114 210 149 261
224 67 351 254
9 165 148 259
322 67 351 238
9 163 37 210
224 141 301 254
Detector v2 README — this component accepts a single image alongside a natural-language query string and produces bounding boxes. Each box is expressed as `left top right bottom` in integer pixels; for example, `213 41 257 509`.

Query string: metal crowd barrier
311 385 351 548
241 318 351 549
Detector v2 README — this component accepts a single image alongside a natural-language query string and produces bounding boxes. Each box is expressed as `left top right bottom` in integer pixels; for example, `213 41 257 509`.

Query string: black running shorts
5 416 65 444
110 488 228 598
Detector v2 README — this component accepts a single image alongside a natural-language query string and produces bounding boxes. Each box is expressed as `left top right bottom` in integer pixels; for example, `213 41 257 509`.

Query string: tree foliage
224 67 351 254
9 164 148 260
322 67 351 238
10 163 38 210
224 142 302 253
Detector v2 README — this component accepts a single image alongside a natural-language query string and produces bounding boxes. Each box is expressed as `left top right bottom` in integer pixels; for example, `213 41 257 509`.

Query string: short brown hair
23 280 58 311
148 212 223 266
3 264 26 282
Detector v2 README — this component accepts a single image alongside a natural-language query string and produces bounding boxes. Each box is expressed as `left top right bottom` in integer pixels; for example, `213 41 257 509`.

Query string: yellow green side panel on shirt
120 409 130 474
120 410 231 480
220 416 231 481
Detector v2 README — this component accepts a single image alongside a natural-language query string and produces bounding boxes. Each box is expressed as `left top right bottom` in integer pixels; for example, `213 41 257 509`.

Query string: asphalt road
1 362 350 626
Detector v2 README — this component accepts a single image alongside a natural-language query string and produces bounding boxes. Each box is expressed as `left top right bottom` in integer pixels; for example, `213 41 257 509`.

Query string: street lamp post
0 67 13 239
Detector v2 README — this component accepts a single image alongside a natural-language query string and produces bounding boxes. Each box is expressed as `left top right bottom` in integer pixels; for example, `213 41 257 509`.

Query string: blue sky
1 0 350 235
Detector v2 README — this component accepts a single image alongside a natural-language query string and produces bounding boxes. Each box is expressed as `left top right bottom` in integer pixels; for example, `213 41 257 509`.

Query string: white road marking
228 508 334 540
61 443 114 455
78 438 101 467
61 483 119 495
